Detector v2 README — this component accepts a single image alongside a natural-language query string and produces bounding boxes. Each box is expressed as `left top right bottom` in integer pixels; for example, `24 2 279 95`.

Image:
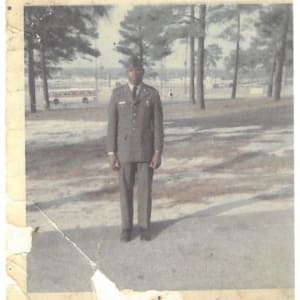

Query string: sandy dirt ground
26 96 294 292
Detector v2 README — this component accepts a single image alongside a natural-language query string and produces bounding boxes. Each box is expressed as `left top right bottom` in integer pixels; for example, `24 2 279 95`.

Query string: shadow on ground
28 192 294 292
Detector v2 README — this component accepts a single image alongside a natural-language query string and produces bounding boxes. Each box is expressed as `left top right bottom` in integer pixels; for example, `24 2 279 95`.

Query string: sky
64 5 133 69
95 5 133 68
65 4 187 69
64 4 241 70
62 4 256 70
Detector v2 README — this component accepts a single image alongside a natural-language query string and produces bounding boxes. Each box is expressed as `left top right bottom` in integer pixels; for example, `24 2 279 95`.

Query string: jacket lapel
124 84 133 102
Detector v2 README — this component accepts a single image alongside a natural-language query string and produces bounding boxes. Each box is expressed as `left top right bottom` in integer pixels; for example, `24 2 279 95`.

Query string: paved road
27 102 294 292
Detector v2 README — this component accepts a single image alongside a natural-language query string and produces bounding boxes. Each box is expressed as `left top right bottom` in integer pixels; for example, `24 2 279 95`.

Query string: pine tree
253 4 293 98
272 5 291 100
209 4 259 99
24 6 109 110
196 5 206 109
24 21 37 113
116 5 176 74
189 5 196 104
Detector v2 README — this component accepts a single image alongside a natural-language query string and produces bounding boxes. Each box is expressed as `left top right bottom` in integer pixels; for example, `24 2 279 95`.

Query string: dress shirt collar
128 82 143 93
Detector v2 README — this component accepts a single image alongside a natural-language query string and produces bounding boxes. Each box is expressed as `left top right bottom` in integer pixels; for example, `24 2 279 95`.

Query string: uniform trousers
118 162 154 231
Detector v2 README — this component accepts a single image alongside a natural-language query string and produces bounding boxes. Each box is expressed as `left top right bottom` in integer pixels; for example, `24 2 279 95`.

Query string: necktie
132 85 137 100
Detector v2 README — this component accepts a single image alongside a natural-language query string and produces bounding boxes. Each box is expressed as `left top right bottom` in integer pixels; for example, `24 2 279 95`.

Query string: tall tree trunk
138 25 144 66
95 56 98 100
283 64 288 86
283 62 290 86
27 34 37 113
272 5 291 101
108 73 111 87
231 9 240 99
160 58 164 97
139 43 143 65
196 5 206 109
138 40 143 65
40 40 50 110
267 47 276 97
184 39 188 96
189 5 195 104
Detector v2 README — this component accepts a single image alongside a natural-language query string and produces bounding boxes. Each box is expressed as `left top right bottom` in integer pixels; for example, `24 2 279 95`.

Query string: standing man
106 56 164 242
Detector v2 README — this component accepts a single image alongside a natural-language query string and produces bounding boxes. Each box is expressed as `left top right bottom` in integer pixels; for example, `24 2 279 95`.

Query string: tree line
25 5 109 112
116 4 293 109
25 4 293 112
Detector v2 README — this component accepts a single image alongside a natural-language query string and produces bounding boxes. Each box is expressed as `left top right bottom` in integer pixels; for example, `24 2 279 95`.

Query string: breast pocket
117 101 131 135
118 101 131 120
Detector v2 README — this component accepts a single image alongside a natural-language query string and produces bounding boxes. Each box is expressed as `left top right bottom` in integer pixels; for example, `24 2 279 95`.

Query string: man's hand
149 151 162 169
109 153 120 171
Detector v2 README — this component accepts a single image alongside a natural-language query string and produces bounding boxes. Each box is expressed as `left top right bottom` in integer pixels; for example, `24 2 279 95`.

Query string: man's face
127 66 144 85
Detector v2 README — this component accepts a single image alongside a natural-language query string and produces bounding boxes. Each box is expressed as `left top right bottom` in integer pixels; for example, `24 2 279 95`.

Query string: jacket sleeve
106 90 118 153
153 91 164 154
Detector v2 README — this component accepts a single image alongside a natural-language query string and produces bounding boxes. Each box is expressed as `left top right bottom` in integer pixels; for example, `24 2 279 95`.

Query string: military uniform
106 82 164 232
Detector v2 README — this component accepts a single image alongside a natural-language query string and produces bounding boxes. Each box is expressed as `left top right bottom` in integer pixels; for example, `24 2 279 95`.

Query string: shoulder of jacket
111 85 127 102
112 85 126 94
143 84 159 95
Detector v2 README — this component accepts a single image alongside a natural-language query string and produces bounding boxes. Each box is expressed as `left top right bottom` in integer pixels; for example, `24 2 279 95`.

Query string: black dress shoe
120 229 131 242
140 228 151 241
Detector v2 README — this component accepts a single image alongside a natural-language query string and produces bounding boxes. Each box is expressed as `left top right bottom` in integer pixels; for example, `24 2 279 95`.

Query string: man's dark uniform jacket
106 83 164 162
